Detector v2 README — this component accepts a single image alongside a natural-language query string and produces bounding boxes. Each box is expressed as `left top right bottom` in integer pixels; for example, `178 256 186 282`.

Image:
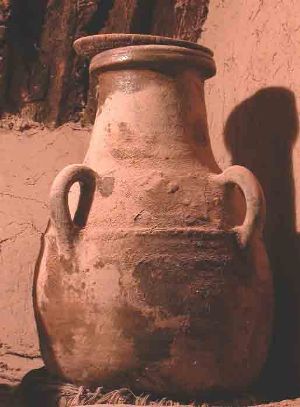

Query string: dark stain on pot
118 121 133 139
94 259 105 269
133 254 235 316
114 305 150 339
113 305 173 363
39 240 99 362
105 122 111 135
97 176 115 197
185 214 207 226
59 255 78 275
135 328 173 362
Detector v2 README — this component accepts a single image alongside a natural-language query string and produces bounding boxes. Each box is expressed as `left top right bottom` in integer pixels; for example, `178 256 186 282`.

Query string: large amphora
33 34 273 398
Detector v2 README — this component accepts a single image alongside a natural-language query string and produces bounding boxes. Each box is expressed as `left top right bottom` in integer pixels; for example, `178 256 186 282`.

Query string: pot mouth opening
74 35 215 79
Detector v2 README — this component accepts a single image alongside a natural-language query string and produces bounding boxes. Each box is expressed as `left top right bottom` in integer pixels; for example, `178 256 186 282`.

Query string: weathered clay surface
201 0 300 397
74 33 212 57
33 35 273 398
0 122 90 385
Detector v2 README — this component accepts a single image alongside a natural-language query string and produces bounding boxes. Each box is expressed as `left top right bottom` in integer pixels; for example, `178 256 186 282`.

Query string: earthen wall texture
201 0 300 395
0 124 90 383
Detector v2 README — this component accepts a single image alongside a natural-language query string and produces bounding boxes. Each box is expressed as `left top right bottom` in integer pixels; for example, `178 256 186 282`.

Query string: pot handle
50 164 96 255
214 165 266 248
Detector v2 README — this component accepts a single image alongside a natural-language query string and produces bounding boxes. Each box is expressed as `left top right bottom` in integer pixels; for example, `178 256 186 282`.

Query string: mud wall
201 0 300 397
0 123 90 384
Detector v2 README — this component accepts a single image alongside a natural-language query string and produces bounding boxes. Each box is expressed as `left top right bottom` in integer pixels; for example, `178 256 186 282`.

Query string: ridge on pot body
33 34 273 398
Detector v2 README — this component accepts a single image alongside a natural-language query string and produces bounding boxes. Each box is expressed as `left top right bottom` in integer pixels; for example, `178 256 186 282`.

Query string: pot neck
84 45 219 173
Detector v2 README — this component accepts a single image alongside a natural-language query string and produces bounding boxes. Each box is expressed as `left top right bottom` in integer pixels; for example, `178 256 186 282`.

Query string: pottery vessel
33 34 273 398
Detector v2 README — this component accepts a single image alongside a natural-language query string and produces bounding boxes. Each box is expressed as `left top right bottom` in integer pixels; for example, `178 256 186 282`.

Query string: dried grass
30 380 261 406
57 385 187 406
17 370 262 407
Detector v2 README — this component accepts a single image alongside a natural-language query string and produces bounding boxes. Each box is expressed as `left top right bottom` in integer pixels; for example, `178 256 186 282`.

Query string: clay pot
33 34 273 398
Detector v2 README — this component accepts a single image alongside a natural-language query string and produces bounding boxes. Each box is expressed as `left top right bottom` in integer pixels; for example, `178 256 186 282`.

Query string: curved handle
214 165 266 248
50 164 96 256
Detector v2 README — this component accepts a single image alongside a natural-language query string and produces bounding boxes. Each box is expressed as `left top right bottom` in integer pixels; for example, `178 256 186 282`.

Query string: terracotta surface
201 0 300 396
73 33 213 57
0 121 90 385
33 34 273 398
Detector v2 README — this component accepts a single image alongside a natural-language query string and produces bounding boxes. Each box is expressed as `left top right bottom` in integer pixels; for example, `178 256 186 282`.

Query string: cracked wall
0 123 89 384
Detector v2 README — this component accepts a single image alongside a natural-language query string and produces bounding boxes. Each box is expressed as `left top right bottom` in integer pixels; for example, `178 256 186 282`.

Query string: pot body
33 36 273 398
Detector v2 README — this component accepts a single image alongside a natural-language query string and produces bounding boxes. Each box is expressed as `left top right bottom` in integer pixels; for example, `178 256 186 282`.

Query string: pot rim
74 33 213 58
88 44 216 78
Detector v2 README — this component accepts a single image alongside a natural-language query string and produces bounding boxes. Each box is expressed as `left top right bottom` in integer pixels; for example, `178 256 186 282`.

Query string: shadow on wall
224 87 300 399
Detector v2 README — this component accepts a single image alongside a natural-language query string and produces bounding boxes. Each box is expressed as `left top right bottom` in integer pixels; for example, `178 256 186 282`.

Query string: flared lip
74 34 216 78
74 33 213 58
